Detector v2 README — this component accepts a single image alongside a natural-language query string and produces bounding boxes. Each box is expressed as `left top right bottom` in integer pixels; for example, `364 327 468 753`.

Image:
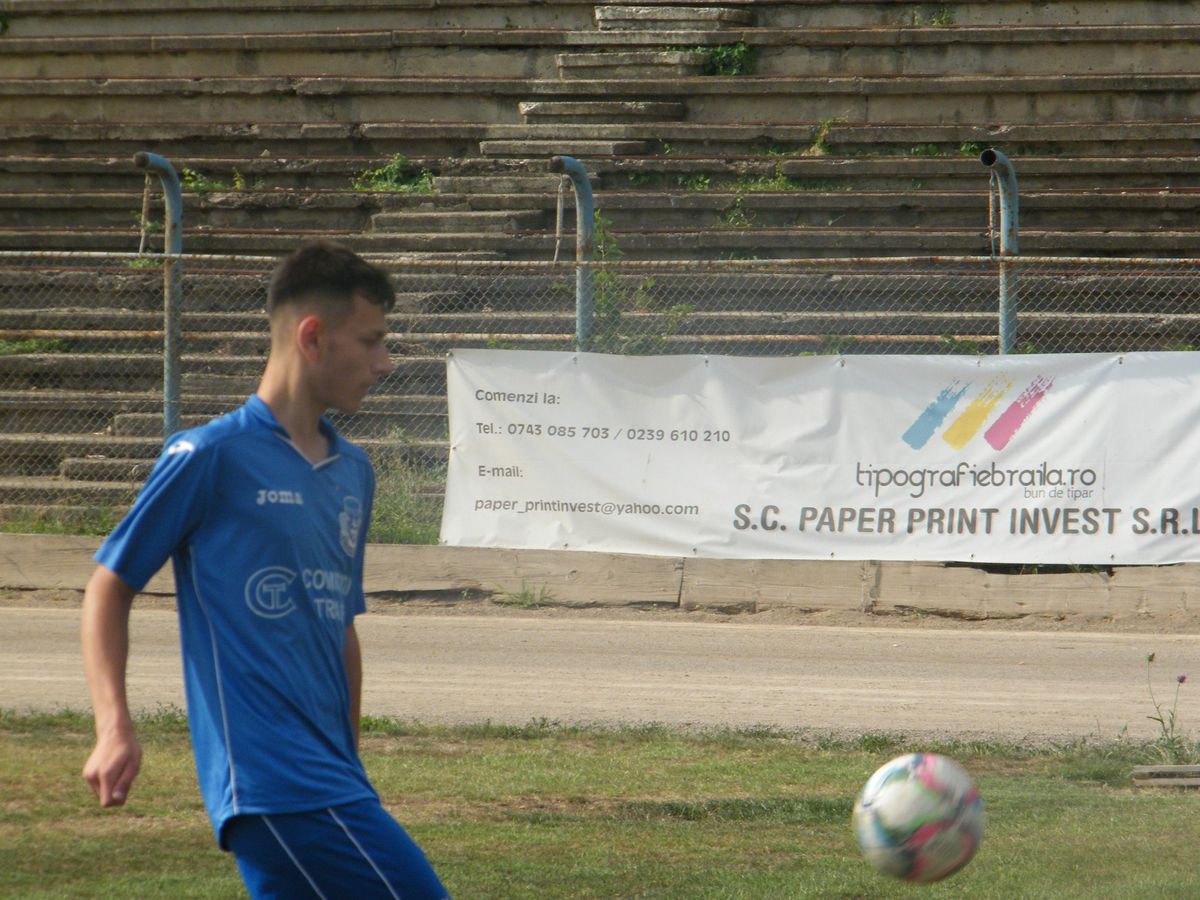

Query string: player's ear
296 313 323 362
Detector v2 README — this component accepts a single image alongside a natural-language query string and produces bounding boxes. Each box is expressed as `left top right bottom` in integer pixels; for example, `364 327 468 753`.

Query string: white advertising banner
439 349 1200 564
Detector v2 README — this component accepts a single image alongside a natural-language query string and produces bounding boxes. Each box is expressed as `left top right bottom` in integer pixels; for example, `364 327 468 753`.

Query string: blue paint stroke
901 380 969 449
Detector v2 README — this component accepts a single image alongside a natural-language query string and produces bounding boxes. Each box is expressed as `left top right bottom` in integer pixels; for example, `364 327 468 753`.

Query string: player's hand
83 729 142 807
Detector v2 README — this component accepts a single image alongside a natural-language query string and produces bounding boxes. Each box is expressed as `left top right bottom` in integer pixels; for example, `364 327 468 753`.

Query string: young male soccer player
81 241 449 898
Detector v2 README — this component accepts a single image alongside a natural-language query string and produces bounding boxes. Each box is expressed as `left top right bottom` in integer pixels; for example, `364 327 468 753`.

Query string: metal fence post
549 155 595 350
980 149 1020 354
133 152 184 438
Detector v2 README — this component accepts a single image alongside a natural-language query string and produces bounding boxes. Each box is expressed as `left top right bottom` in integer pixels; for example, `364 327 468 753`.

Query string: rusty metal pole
549 155 595 351
133 151 184 438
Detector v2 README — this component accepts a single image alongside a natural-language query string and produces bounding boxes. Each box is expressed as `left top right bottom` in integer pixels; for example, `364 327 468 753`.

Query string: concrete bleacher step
595 6 753 31
0 0 600 37
43 182 1188 233
479 140 655 158
9 180 1200 237
728 0 1200 29
0 352 446 392
8 75 1200 129
7 25 1200 81
5 119 1199 163
746 25 1200 78
6 0 1200 37
433 174 603 194
6 222 1200 259
556 50 705 78
518 101 686 123
5 153 1199 198
369 209 547 234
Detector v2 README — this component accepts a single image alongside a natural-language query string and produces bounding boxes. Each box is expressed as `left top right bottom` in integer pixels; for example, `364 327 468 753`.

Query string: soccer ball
852 752 985 884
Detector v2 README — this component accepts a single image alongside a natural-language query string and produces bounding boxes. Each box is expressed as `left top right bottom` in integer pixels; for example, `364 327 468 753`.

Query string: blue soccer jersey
95 395 378 846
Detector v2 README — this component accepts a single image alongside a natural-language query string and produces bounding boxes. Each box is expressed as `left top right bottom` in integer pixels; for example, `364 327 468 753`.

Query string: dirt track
4 595 1199 744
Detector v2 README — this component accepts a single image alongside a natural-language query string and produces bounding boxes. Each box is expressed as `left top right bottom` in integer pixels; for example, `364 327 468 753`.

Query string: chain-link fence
3 250 1198 538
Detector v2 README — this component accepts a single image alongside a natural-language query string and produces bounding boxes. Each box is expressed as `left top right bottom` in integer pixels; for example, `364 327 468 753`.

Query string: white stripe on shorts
327 807 402 900
262 815 329 900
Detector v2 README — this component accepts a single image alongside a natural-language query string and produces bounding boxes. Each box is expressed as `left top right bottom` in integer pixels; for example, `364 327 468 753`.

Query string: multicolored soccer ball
852 752 985 884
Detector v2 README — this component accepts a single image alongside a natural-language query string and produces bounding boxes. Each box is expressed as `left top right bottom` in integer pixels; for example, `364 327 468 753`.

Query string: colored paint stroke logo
902 375 1053 451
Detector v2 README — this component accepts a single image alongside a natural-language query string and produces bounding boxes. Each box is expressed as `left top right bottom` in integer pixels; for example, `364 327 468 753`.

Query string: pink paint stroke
984 375 1053 451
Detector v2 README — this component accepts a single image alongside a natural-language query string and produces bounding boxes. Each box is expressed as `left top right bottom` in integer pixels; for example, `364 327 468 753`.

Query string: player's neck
255 367 329 464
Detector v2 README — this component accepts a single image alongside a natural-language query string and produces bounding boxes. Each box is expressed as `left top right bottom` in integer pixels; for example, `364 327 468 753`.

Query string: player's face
317 294 394 414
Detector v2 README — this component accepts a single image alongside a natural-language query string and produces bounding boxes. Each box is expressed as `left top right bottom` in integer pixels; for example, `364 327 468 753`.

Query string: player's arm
344 622 363 749
81 564 142 807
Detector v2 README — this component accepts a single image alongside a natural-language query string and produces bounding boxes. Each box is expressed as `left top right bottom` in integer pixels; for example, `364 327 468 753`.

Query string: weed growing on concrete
912 6 956 26
494 582 557 609
123 257 162 270
351 155 435 194
589 213 693 354
625 172 659 188
804 119 838 157
732 162 835 193
700 42 756 76
940 334 986 355
675 173 711 191
719 197 753 228
180 168 229 194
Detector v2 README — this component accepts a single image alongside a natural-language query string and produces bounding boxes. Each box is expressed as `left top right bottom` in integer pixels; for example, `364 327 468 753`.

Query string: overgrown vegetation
7 710 1200 897
494 582 557 609
805 118 838 156
0 338 69 355
588 212 694 354
351 155 436 194
699 41 756 76
940 334 987 355
368 453 446 544
674 173 711 191
912 5 956 26
718 196 753 228
179 168 262 193
0 506 125 536
179 168 228 194
1144 652 1195 763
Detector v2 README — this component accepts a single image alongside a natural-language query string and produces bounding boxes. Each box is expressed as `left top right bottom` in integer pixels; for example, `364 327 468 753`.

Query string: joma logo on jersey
257 488 304 506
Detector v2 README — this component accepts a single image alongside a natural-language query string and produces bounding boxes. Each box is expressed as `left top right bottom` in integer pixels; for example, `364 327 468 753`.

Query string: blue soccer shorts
224 798 449 899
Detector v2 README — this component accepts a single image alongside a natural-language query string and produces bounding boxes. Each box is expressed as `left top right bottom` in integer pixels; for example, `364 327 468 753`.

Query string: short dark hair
267 240 396 316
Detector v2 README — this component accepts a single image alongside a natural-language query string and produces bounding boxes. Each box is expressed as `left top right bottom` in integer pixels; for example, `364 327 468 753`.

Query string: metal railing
4 148 1200 535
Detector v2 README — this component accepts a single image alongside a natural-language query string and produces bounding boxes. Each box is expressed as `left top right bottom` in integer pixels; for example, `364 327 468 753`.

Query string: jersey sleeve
94 435 215 592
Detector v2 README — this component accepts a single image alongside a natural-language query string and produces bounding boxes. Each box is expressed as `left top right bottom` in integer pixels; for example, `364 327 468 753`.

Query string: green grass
367 456 446 544
0 506 126 536
6 710 1200 897
0 338 69 355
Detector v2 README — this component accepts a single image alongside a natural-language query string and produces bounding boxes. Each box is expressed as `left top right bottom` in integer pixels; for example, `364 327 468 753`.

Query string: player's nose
373 350 395 377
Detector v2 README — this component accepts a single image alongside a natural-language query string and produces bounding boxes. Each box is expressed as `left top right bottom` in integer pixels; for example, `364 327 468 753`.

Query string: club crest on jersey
166 439 195 456
245 566 298 619
339 496 362 556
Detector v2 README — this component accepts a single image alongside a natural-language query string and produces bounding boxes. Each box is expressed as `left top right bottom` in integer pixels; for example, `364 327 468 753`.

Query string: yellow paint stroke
942 376 1012 450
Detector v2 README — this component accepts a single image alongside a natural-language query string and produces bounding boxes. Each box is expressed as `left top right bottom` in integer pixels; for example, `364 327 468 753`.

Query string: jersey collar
244 394 345 465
